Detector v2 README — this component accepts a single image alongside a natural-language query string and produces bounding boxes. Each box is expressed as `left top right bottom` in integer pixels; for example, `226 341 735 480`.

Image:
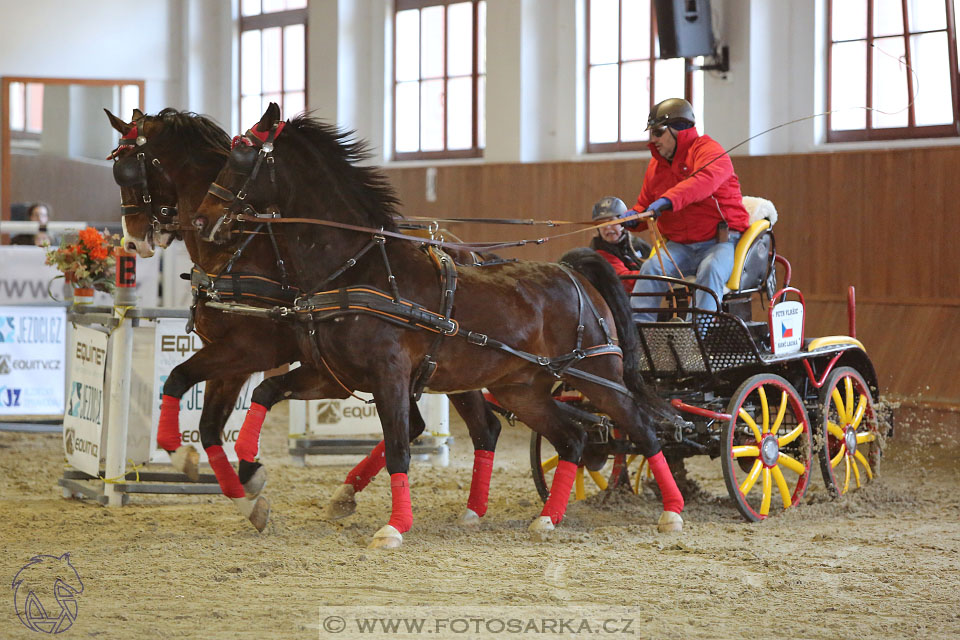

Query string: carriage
528 199 886 521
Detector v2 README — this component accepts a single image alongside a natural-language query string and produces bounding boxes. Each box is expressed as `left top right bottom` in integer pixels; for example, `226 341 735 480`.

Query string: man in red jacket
589 196 650 295
623 98 750 322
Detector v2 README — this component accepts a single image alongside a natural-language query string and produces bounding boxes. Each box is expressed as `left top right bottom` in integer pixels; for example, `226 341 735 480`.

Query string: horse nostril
125 240 137 252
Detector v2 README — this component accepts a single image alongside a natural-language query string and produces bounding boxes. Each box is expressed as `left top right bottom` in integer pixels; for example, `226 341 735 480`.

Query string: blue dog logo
0 317 14 343
12 554 83 634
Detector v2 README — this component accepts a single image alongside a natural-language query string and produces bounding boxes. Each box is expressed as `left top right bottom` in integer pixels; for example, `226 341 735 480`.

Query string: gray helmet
646 98 695 130
592 196 628 221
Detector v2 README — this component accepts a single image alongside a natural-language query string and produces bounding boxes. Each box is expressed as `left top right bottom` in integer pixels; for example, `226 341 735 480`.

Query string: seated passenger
619 98 749 321
589 196 650 296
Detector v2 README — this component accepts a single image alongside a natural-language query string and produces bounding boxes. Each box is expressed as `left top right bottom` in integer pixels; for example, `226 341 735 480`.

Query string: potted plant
44 227 120 304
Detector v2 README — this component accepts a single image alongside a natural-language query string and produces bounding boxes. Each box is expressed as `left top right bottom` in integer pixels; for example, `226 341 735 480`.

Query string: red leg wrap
466 449 495 517
345 440 386 493
157 395 182 452
234 402 267 462
205 445 244 499
387 472 413 533
541 460 578 525
648 451 684 513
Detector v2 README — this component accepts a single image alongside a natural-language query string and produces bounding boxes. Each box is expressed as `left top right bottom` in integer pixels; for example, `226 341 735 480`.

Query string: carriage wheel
721 374 812 522
817 367 880 497
530 432 628 503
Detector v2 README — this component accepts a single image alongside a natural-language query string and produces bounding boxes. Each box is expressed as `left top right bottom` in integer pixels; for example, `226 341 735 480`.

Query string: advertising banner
63 326 108 477
150 319 262 463
0 306 66 415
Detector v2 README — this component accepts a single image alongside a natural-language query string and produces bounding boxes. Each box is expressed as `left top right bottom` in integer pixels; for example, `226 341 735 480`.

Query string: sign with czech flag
771 300 804 355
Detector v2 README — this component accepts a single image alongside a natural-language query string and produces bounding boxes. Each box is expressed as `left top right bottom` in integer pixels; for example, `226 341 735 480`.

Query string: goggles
649 126 668 137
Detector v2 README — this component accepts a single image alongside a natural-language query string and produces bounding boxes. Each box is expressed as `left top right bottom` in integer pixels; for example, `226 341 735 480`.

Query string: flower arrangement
44 227 120 295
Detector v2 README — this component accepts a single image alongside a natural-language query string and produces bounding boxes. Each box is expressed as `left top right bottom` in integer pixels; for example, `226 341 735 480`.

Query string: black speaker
654 0 715 59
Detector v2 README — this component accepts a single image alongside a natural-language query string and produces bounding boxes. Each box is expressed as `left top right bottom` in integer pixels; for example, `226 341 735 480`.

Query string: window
239 0 308 129
587 0 703 153
827 0 960 142
8 81 44 138
393 0 486 160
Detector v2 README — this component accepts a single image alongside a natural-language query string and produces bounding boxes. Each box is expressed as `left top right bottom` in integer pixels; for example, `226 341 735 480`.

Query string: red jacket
633 128 749 244
595 249 639 295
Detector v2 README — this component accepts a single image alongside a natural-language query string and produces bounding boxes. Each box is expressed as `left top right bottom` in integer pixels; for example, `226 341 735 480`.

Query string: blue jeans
631 233 741 322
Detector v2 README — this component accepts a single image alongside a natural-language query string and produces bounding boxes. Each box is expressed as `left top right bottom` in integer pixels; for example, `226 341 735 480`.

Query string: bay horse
193 103 685 548
105 108 502 531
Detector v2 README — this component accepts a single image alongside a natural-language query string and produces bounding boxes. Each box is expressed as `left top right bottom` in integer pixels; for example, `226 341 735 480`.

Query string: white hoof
528 516 555 541
460 508 481 526
169 445 199 481
369 525 403 549
657 510 683 533
232 496 271 533
324 484 357 520
243 466 267 498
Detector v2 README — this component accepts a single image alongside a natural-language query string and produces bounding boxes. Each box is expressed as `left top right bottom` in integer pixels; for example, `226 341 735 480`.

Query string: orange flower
90 245 109 261
78 227 104 250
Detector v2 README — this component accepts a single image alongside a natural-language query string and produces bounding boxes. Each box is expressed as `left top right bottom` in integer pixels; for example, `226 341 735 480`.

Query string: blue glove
645 197 672 219
617 209 641 230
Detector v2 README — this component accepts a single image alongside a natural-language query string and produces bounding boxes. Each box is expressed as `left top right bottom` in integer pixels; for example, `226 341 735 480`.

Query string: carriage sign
771 300 804 355
150 319 262 463
63 326 108 477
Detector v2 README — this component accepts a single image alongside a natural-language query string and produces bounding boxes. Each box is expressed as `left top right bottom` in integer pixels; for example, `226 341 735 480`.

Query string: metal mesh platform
638 312 763 378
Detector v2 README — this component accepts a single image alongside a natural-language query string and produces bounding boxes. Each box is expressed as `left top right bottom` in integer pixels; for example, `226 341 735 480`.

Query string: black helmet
592 196 628 221
646 98 695 130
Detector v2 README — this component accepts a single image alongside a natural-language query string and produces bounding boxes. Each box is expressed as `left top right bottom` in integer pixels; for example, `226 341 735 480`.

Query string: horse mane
279 114 401 231
153 108 231 167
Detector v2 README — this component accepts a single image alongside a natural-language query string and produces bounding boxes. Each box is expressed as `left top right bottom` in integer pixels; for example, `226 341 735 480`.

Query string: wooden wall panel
383 145 960 405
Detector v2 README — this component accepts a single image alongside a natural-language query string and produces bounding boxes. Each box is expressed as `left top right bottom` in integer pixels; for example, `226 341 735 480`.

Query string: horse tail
559 248 674 421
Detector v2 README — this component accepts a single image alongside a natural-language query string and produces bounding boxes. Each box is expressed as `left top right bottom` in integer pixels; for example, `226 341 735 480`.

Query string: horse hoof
243 466 267 498
528 516 554 541
170 445 199 481
232 495 271 533
657 510 683 533
369 525 402 549
324 484 357 520
460 508 481 526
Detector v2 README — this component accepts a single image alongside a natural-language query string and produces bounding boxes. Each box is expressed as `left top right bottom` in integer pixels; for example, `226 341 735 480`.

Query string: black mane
153 108 231 167
279 115 401 231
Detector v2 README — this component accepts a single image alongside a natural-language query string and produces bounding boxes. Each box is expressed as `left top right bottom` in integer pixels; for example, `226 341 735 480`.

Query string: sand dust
1 404 958 639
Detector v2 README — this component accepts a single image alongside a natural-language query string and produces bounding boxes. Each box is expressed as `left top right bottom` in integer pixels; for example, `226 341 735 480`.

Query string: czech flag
781 322 793 338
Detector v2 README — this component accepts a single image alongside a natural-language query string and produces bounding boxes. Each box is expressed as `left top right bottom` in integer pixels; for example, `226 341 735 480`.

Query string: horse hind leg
563 370 684 533
488 382 587 540
448 391 502 526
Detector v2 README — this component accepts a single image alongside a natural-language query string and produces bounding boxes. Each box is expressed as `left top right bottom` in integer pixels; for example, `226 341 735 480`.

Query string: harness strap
190 265 300 306
411 246 458 400
558 263 615 346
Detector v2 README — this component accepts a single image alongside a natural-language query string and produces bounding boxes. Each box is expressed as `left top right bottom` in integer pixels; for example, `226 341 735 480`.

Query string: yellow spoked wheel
721 374 813 522
529 432 629 502
818 367 880 497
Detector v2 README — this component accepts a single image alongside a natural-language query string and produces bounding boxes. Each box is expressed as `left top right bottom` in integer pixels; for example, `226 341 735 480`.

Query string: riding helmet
592 196 628 221
646 98 696 131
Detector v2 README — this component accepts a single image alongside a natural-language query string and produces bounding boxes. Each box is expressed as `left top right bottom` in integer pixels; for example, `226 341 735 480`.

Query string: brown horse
105 109 503 531
193 104 685 548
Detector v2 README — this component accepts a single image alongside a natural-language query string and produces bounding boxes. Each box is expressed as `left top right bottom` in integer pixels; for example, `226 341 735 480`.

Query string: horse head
106 108 231 258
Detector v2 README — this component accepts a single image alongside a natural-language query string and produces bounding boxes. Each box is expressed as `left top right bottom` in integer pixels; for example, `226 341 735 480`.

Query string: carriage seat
724 196 777 296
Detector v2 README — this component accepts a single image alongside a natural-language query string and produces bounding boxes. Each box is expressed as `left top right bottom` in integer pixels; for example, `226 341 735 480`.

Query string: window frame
238 4 309 129
393 0 484 161
826 0 960 142
586 0 697 154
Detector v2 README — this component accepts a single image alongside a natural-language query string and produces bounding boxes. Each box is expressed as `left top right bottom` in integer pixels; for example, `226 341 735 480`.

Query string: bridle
110 121 183 237
203 122 285 243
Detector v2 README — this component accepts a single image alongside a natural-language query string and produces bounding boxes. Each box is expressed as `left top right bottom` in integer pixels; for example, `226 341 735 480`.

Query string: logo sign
115 250 136 288
771 300 804 355
12 553 83 634
63 326 108 477
150 319 262 463
0 307 65 416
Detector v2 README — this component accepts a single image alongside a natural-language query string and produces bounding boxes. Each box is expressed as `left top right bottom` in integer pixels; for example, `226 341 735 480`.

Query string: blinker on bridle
203 121 284 242
110 122 181 234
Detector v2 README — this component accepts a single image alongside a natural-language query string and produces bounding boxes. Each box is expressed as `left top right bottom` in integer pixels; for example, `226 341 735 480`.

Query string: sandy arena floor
1 404 958 639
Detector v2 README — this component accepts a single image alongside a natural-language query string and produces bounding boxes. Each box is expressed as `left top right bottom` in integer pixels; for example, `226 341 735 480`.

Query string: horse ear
257 102 282 131
131 108 145 121
104 109 133 135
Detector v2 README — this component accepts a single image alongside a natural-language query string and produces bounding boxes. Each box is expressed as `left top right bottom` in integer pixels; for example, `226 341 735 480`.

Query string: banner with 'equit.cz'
63 325 108 477
0 306 66 416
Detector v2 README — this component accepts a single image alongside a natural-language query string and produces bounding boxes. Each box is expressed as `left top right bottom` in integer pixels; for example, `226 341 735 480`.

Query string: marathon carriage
530 199 885 521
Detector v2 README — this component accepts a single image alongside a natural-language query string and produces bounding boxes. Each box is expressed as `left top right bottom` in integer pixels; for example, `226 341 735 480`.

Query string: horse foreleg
198 376 270 533
367 381 413 549
159 360 205 479
449 391 502 526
